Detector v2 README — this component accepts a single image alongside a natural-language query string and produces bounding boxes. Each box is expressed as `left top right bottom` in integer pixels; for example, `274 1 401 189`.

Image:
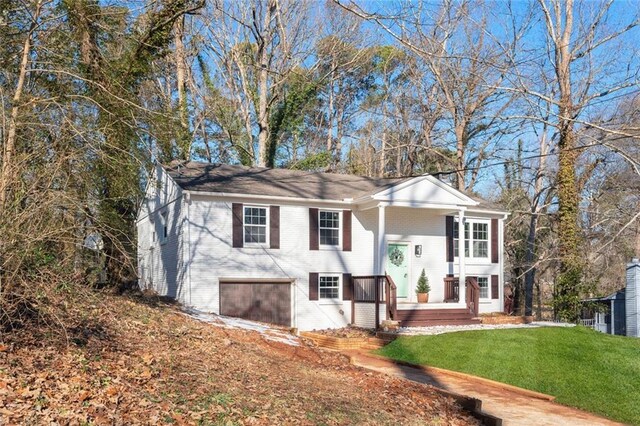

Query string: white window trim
318 209 342 250
454 218 490 263
159 211 168 245
476 276 491 300
318 273 341 304
243 204 269 247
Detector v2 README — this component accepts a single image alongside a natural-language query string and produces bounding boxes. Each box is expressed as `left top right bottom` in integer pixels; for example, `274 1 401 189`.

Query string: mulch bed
310 326 377 339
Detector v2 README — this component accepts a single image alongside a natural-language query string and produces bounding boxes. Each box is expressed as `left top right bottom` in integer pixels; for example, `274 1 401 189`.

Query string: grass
377 326 640 425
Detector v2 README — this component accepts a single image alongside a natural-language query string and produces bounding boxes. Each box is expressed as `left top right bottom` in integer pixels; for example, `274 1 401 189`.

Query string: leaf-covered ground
0 291 478 425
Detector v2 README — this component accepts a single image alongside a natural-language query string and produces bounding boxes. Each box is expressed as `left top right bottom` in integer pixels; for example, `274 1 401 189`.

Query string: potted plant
415 269 431 303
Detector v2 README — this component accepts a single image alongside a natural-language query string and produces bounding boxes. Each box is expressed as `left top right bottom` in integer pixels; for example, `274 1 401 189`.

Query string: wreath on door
389 248 404 266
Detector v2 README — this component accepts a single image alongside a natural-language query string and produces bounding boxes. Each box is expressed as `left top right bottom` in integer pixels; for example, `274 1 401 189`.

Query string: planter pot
417 292 429 303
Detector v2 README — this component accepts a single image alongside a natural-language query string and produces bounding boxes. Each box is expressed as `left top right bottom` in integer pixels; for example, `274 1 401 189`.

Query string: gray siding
626 260 640 337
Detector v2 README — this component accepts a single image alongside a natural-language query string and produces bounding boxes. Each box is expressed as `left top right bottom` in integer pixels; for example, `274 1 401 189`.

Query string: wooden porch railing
442 276 480 317
444 276 459 302
465 276 480 317
351 275 397 328
384 275 397 322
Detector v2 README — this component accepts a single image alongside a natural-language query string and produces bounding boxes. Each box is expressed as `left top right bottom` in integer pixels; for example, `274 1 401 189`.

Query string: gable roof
166 161 408 201
583 289 625 302
165 161 504 212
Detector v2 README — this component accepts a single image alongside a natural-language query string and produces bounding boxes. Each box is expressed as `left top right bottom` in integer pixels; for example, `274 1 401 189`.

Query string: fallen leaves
0 293 478 425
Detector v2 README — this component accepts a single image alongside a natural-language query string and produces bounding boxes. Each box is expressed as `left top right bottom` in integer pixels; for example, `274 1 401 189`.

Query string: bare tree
201 0 314 166
0 0 43 210
528 0 639 319
335 0 523 191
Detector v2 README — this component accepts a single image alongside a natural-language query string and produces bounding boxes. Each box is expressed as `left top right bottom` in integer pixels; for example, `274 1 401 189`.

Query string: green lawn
377 327 640 425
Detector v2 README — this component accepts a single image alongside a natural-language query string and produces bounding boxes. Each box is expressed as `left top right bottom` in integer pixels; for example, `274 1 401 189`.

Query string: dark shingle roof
165 161 506 212
166 162 409 201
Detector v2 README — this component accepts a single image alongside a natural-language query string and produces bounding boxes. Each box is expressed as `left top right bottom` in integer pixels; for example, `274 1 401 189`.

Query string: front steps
395 308 481 327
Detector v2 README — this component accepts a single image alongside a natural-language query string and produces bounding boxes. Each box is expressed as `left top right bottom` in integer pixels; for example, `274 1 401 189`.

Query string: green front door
387 243 409 298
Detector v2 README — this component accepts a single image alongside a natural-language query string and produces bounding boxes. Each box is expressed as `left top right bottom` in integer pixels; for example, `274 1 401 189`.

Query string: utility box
626 259 640 338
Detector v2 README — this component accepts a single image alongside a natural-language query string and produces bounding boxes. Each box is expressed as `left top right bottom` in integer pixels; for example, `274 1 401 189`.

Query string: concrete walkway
346 351 622 426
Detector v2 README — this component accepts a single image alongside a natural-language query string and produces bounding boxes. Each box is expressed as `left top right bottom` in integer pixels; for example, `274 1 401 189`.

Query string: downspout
501 213 508 313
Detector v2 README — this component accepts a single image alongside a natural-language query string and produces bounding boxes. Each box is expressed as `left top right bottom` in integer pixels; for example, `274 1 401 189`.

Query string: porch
349 275 481 328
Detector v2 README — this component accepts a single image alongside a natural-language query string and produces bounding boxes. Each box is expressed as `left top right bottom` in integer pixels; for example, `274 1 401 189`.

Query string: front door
387 243 409 298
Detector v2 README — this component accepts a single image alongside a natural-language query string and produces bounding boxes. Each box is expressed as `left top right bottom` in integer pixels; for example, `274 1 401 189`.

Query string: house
580 290 626 336
579 259 640 337
136 161 509 331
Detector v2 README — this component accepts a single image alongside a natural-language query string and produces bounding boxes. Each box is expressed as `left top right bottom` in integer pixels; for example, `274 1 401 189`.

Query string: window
319 275 340 299
454 219 489 259
319 210 340 246
472 223 488 258
160 211 168 244
453 221 469 257
477 276 489 299
244 206 267 244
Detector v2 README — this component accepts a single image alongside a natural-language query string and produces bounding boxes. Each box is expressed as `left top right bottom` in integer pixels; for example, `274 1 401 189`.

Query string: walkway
346 351 622 426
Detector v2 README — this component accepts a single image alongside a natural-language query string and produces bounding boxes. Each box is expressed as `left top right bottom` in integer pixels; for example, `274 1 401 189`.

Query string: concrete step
400 318 482 327
395 309 474 320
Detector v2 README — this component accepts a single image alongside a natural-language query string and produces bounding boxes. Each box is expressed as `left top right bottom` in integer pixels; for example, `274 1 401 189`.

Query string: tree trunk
256 0 276 167
379 131 386 177
454 124 466 190
327 66 335 166
174 15 190 160
524 213 537 316
553 0 582 321
0 1 42 210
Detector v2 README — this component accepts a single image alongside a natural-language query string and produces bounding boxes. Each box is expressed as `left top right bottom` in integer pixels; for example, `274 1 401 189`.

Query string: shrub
415 269 431 294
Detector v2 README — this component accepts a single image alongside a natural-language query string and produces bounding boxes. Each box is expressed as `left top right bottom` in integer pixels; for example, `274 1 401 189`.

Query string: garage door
219 281 291 327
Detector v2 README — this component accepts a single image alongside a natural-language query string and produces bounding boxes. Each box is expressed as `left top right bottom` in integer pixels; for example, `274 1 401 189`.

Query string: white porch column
610 299 615 335
458 209 466 302
377 205 386 275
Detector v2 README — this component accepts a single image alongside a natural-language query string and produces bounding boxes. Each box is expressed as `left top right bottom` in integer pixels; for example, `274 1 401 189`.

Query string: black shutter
342 273 352 301
342 210 352 252
491 219 499 263
232 203 243 248
309 208 319 250
309 272 319 301
270 206 280 249
491 275 499 299
445 216 454 262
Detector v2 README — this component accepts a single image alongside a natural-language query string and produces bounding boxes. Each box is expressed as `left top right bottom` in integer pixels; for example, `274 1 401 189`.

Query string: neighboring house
580 290 626 336
579 259 640 338
136 161 509 331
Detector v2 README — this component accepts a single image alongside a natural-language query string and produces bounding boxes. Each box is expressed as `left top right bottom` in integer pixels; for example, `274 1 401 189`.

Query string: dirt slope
0 293 478 425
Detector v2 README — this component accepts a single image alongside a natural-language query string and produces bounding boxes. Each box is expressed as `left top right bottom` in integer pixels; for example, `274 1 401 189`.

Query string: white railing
579 318 596 328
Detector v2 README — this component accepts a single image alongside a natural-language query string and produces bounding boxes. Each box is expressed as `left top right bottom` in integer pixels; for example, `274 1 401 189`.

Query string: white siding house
136 162 509 331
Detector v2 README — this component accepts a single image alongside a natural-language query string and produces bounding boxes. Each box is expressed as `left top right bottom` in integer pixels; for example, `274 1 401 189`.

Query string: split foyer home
136 161 509 331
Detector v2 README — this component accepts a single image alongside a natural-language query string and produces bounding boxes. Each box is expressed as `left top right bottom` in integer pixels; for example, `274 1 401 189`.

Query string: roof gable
368 175 479 207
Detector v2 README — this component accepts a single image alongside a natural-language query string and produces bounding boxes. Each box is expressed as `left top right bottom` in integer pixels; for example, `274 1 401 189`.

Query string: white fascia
464 209 511 218
356 198 468 211
184 190 353 206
